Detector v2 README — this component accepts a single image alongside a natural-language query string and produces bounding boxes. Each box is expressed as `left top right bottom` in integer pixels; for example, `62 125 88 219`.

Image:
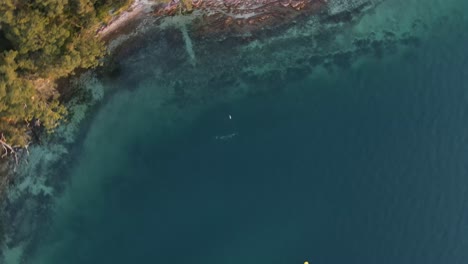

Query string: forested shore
0 0 376 202
0 0 360 159
0 0 138 149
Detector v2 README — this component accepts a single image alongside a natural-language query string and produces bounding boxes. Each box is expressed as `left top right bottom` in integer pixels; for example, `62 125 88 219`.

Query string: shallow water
14 0 468 263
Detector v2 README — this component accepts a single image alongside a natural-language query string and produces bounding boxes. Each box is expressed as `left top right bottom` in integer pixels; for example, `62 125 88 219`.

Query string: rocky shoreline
100 0 374 44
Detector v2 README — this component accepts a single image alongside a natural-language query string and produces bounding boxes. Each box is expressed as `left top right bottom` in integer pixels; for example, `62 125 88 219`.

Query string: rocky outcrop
158 0 322 15
153 0 374 35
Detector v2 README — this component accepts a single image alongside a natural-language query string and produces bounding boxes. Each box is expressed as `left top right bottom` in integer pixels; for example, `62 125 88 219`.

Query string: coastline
0 0 377 217
0 0 439 262
0 0 145 199
0 2 153 261
98 0 156 40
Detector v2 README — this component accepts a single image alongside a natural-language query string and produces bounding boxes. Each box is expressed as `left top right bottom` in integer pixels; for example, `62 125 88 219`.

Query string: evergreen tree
0 0 130 147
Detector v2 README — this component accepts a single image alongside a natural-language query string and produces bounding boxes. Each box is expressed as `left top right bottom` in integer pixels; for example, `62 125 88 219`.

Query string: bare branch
0 133 19 166
1 144 7 158
0 134 14 154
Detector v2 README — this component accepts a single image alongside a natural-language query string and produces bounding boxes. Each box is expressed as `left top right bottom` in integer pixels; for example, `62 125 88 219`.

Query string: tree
0 51 66 147
0 0 126 148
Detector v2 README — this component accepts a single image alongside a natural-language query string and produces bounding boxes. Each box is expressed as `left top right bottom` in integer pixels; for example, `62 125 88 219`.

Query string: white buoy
229 115 232 120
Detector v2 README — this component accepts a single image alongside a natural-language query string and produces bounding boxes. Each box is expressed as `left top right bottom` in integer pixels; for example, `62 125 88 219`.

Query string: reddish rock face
162 0 318 11
155 0 328 35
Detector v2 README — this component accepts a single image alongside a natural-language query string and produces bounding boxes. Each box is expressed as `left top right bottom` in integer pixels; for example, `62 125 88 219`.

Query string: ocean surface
10 0 468 263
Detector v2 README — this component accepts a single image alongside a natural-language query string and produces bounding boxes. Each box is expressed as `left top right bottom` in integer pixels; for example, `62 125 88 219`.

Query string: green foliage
0 0 127 147
0 51 66 146
0 0 108 78
181 0 193 12
94 0 133 21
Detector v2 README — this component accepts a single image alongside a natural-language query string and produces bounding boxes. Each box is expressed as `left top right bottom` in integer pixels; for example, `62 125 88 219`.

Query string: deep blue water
27 3 468 263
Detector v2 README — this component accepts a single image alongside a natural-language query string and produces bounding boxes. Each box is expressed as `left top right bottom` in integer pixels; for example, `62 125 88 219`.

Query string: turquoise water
16 0 468 263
